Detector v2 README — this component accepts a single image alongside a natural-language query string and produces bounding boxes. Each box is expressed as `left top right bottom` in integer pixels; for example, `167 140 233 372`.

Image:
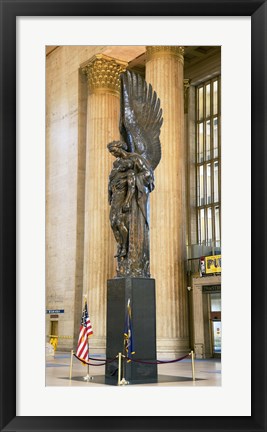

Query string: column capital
184 79 191 113
146 46 184 64
81 54 128 95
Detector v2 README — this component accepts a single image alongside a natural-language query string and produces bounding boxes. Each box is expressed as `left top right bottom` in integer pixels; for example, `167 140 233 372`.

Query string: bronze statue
107 71 163 278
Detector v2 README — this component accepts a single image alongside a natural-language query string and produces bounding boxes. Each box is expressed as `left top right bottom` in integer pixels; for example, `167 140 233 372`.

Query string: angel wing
119 70 163 171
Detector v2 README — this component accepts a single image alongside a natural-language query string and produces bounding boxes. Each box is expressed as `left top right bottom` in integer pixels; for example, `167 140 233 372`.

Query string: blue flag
124 299 135 362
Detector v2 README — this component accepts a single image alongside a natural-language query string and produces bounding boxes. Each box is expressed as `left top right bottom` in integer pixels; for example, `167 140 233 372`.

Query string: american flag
76 300 93 361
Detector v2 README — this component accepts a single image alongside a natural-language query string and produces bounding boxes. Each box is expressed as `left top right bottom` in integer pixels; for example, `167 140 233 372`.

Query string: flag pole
122 339 126 379
69 349 74 380
119 298 130 385
118 352 122 385
78 293 93 382
191 350 196 381
83 338 93 382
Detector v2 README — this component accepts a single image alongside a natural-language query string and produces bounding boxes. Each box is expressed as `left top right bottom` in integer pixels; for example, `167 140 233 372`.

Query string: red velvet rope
88 356 108 361
126 353 190 365
73 353 117 366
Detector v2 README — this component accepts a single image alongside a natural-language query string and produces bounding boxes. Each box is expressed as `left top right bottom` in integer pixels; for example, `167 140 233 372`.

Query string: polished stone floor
46 351 221 387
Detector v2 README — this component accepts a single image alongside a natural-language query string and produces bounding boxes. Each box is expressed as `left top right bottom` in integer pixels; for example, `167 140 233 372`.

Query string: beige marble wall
46 46 107 350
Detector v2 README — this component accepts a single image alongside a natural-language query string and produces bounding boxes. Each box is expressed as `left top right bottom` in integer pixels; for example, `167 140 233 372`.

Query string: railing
186 243 221 276
187 242 221 260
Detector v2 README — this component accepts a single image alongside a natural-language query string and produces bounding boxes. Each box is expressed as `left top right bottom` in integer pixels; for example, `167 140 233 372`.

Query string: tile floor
46 352 221 387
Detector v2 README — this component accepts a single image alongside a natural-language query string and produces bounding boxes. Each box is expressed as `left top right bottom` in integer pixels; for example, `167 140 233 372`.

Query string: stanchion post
119 354 129 385
83 358 93 381
69 349 74 380
118 352 122 386
191 350 196 381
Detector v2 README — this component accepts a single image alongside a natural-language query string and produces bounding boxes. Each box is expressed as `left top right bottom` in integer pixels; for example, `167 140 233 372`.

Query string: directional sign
46 309 64 314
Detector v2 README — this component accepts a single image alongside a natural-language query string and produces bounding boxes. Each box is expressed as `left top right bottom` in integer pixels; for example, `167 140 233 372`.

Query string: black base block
105 277 157 384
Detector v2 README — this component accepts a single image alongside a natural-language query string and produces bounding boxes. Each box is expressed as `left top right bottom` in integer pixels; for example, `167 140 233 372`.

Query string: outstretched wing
120 70 163 170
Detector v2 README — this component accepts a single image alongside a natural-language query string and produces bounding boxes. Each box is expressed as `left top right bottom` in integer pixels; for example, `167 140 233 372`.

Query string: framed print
1 0 266 431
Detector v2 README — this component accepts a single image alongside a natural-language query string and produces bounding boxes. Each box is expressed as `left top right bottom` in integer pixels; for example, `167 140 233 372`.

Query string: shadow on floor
62 375 205 385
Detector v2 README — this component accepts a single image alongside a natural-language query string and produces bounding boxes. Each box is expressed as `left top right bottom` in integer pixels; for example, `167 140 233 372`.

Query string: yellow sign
205 255 221 274
50 337 58 351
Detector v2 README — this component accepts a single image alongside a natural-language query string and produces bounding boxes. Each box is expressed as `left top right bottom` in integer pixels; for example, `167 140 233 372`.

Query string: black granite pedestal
105 277 157 384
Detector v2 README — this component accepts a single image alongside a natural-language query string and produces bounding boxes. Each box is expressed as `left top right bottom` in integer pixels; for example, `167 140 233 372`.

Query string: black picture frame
0 1 266 431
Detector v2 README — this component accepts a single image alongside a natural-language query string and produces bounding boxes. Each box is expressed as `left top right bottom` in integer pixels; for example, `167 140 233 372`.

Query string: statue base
105 277 157 384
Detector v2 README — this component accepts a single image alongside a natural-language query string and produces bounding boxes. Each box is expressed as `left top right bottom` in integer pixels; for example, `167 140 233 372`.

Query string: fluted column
81 54 127 351
145 46 189 356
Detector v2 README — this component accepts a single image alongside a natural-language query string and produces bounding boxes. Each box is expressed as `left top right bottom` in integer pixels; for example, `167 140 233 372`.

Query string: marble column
81 54 127 351
145 46 189 356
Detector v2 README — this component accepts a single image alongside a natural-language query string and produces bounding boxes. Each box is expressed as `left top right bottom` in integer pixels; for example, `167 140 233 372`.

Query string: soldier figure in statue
107 71 163 278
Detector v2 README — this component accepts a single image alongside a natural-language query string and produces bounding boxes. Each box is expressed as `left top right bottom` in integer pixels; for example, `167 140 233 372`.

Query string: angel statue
107 71 163 278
